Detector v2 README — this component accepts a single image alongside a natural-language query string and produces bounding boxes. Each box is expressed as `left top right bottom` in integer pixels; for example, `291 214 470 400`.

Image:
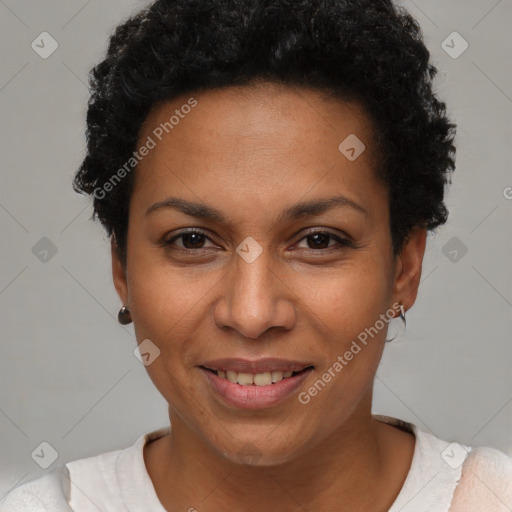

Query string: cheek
297 254 391 400
125 264 204 390
127 244 214 330
127 261 205 406
300 254 392 335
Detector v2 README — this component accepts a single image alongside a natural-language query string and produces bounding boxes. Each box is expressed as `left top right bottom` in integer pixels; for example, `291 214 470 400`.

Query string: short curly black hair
73 0 456 264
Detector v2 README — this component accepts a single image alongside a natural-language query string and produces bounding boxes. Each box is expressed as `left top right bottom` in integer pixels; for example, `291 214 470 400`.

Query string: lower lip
200 367 313 410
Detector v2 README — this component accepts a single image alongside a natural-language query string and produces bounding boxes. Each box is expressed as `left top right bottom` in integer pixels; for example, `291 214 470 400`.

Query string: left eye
165 230 351 252
296 232 351 250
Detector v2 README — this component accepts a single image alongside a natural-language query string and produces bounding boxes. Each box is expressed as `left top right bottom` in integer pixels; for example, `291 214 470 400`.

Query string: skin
112 81 426 512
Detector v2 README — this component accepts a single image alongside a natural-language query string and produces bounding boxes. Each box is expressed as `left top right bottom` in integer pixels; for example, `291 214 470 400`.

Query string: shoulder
1 446 126 512
1 428 169 512
450 445 512 512
0 466 72 512
377 415 512 512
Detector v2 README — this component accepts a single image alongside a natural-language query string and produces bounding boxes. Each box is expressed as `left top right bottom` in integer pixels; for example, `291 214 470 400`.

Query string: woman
2 0 511 511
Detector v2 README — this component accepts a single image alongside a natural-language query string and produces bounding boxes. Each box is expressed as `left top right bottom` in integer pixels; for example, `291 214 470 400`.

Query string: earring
399 303 406 327
118 305 132 325
385 303 406 343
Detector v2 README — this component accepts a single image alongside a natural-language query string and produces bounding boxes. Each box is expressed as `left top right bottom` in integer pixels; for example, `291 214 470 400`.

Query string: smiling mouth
200 366 314 386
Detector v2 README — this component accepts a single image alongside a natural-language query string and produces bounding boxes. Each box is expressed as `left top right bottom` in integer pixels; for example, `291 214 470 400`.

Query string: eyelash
164 229 355 253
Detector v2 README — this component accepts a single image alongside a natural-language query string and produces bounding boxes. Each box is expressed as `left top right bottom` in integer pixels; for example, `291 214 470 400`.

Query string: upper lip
200 358 313 373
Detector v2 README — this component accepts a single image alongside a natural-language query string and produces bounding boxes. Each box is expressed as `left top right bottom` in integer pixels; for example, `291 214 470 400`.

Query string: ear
111 240 128 306
391 226 427 312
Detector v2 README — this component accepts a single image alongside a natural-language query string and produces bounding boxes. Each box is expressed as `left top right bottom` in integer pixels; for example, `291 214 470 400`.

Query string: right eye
164 229 218 250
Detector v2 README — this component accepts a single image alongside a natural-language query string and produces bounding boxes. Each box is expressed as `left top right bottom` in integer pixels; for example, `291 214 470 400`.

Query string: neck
144 392 414 512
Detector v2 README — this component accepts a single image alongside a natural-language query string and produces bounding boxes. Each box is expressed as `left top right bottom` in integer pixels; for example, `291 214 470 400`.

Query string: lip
199 357 313 373
200 366 314 409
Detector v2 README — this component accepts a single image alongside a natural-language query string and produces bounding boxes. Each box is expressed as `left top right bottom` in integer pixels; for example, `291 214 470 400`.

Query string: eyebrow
145 195 367 223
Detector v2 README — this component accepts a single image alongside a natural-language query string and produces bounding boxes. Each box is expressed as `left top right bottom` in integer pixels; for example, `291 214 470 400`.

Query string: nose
213 246 297 340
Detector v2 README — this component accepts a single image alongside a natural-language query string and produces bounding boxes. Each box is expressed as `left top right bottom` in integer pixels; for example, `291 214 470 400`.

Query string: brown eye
165 230 216 250
296 231 353 251
304 233 334 249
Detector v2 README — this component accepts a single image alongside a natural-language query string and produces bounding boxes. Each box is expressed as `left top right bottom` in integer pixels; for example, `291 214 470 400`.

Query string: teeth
216 369 298 385
254 372 272 386
226 371 238 383
237 372 254 385
271 371 283 383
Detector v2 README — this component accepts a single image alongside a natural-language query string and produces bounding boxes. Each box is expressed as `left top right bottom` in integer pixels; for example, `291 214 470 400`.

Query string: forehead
141 81 376 155
132 82 386 225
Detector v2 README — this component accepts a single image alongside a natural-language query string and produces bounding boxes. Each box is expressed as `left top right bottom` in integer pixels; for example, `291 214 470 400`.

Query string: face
113 82 425 465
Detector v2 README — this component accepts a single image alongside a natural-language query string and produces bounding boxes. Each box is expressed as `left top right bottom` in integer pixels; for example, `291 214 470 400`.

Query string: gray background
1 0 511 499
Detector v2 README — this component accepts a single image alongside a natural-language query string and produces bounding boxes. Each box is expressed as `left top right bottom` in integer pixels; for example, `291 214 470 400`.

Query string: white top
2 415 511 512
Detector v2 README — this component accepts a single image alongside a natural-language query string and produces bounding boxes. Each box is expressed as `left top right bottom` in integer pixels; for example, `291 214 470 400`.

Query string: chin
210 429 308 468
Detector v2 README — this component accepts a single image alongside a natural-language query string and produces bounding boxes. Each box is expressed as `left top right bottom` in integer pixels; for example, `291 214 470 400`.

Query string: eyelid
164 228 218 247
164 227 355 251
294 228 355 250
299 226 352 240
